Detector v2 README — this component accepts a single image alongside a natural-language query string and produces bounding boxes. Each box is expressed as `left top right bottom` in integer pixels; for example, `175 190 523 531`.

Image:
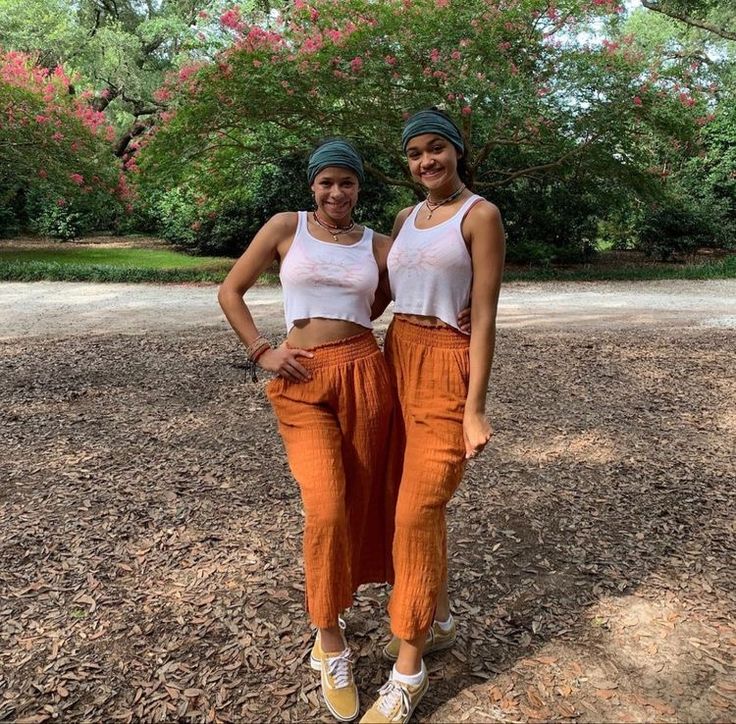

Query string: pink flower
56 198 66 207
461 105 472 116
632 96 643 106
38 169 48 179
436 0 449 6
52 131 63 142
350 56 363 73
252 59 262 67
220 8 243 32
35 114 48 123
178 64 200 82
153 87 172 102
430 48 441 63
450 50 461 61
384 55 397 66
198 10 209 18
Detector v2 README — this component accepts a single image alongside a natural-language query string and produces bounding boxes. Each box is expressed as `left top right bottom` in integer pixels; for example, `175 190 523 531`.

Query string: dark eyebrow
406 135 447 152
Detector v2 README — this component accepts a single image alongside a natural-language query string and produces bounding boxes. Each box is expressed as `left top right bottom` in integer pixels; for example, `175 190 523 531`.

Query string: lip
421 168 443 179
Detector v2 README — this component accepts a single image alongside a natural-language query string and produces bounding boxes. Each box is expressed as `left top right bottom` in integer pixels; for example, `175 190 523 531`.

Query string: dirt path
1 279 735 340
1 280 735 723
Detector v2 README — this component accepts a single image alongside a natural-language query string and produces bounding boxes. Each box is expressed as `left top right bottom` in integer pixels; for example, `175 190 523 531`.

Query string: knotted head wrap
401 109 465 155
307 139 365 184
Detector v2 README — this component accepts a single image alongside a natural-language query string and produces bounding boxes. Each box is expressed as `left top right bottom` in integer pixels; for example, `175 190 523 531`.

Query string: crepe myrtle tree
137 0 714 259
0 50 127 236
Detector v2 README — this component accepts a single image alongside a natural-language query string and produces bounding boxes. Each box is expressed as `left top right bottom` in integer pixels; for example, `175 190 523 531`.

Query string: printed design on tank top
286 255 370 289
387 244 446 278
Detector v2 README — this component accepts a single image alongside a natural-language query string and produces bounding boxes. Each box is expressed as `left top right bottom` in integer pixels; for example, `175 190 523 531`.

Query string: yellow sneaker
310 616 347 670
360 673 429 723
309 622 358 722
382 616 457 661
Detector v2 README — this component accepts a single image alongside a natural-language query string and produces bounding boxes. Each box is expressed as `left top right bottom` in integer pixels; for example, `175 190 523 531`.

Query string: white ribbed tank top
388 194 481 334
279 211 377 333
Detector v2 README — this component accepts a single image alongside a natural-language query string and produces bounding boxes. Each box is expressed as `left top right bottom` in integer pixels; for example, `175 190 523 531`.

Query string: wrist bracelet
246 336 270 361
251 343 271 364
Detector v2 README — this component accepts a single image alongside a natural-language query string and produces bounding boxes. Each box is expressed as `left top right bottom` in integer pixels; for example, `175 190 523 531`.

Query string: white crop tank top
279 211 377 332
388 194 481 334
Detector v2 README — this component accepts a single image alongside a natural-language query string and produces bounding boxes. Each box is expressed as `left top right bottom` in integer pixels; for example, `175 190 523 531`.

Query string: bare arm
218 212 312 382
371 232 393 320
462 201 506 457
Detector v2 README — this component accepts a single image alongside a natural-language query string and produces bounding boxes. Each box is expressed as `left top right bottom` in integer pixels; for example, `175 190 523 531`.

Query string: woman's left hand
457 305 471 334
463 411 493 459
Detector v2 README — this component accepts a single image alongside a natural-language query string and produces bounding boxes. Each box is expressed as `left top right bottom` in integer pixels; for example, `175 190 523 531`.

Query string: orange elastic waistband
288 330 379 368
389 317 469 350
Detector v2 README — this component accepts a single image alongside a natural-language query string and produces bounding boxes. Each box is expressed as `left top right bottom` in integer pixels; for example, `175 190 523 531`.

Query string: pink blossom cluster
220 7 245 33
2 50 115 141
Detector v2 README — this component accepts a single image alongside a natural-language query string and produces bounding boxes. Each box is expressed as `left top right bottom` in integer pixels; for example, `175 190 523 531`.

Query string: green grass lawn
1 239 734 283
0 246 231 270
0 244 237 282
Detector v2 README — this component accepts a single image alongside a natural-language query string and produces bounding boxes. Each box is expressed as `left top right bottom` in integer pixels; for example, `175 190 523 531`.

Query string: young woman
361 110 506 724
218 139 395 722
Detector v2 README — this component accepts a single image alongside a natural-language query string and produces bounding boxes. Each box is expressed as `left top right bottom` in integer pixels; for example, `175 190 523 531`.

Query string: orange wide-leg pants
384 318 470 641
266 331 394 629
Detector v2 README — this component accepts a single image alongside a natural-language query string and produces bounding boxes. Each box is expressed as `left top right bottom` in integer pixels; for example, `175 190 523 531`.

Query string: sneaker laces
326 648 353 689
376 680 411 719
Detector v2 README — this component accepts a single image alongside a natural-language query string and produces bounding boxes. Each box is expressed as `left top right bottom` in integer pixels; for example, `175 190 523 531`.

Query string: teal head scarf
307 139 364 184
401 109 464 155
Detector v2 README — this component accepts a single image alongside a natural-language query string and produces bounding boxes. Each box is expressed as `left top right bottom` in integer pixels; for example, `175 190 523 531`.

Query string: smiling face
405 133 462 194
310 167 360 223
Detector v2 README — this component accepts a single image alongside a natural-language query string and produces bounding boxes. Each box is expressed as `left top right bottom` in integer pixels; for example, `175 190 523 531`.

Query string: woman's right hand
258 342 313 382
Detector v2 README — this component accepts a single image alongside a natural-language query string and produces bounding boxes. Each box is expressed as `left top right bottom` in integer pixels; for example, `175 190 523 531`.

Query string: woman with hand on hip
362 109 506 724
218 139 394 723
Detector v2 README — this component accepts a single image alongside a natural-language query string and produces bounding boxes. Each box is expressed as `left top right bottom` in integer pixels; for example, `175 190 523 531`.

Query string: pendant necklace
312 211 356 242
424 184 465 220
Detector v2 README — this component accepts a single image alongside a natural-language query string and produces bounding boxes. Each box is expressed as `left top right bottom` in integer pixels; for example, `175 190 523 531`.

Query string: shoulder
372 231 393 263
465 197 502 225
463 198 505 239
266 211 299 234
391 204 417 238
372 231 392 252
395 205 416 224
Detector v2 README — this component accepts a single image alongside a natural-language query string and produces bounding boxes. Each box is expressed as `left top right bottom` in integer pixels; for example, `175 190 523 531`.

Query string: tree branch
478 135 600 188
641 1 736 41
363 162 420 193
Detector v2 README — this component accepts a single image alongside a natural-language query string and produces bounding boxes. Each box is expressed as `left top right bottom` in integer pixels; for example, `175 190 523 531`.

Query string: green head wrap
307 139 364 184
401 109 464 155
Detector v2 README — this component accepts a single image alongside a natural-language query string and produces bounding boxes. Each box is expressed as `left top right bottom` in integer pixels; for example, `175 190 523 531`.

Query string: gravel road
1 279 734 340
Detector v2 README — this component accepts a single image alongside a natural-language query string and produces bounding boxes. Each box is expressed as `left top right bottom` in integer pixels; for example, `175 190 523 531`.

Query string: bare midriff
394 312 453 329
287 318 371 349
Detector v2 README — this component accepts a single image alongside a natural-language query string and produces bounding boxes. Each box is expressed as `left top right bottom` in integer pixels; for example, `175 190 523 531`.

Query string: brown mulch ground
1 325 735 723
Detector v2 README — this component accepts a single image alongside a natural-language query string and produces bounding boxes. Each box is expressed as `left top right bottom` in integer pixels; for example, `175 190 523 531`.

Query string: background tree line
1 0 734 263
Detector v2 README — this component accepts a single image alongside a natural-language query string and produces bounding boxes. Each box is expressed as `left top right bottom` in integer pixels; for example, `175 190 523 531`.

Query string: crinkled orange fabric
384 318 469 641
266 332 394 628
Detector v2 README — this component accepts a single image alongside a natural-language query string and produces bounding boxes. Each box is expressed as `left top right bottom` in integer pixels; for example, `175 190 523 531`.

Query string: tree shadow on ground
0 326 734 722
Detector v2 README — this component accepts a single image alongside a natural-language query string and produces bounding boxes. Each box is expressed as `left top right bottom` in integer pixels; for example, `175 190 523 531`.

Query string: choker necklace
424 184 465 220
312 211 356 242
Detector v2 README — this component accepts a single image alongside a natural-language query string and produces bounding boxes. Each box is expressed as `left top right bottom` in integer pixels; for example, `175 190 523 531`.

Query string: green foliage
138 0 719 262
139 150 404 255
